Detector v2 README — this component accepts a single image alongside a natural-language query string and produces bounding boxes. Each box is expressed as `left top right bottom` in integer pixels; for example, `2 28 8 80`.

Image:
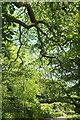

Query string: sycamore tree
2 1 80 119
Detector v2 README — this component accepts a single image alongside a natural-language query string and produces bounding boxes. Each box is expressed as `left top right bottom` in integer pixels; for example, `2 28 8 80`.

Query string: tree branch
14 24 22 62
13 2 52 31
8 25 22 69
3 13 31 29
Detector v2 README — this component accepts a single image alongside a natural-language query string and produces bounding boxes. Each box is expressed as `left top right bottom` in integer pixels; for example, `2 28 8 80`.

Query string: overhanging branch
3 13 32 29
13 2 52 31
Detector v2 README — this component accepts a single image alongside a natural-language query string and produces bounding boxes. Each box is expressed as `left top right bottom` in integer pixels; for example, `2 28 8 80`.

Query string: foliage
2 1 80 119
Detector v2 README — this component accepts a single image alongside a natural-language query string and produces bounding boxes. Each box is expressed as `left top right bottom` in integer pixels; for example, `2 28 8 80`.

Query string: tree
2 2 80 119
